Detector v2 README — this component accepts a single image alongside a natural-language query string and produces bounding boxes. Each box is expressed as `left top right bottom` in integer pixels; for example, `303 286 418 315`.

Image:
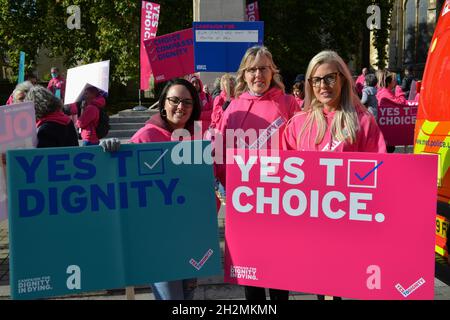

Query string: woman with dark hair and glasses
130 78 202 144
283 50 386 153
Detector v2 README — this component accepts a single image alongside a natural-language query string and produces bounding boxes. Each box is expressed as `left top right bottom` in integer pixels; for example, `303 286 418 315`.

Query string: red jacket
47 76 66 101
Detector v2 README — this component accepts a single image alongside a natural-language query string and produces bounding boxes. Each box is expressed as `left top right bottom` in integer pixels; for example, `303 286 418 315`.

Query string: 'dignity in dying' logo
395 278 426 298
230 265 258 281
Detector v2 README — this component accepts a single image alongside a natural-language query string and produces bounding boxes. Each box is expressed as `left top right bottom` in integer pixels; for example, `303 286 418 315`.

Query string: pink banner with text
140 1 160 90
0 102 37 221
378 100 418 146
144 28 194 83
245 1 260 21
224 149 437 300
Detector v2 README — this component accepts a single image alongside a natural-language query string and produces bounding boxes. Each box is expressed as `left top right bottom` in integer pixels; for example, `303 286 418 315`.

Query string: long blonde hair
376 69 396 89
299 50 360 146
234 46 285 97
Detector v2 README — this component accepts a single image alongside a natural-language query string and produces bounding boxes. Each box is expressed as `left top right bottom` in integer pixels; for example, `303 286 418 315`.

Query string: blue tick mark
355 161 384 181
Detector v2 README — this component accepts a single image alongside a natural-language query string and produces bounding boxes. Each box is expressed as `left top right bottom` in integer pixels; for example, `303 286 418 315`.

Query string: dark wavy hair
25 85 62 119
158 78 201 128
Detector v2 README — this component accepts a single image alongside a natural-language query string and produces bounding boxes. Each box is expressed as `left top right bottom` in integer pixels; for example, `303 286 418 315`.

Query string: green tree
0 0 192 87
259 0 392 83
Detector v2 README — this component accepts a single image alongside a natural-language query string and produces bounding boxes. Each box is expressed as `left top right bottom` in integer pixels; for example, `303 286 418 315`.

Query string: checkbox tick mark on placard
144 149 168 170
355 161 384 181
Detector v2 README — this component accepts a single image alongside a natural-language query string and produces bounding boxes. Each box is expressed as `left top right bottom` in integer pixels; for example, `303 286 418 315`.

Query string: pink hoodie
282 104 386 153
76 96 106 144
355 74 365 96
130 114 184 143
215 87 300 185
376 86 407 105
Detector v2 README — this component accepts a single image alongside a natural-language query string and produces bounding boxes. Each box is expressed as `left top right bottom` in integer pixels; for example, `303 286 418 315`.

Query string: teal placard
7 141 222 299
18 52 25 84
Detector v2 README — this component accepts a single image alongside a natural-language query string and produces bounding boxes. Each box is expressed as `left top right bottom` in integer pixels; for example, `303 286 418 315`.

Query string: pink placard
144 28 194 83
140 1 160 90
378 100 418 146
0 102 37 221
224 149 437 300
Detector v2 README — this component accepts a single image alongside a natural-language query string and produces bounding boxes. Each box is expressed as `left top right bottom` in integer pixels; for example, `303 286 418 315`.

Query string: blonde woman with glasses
283 50 386 153
282 51 386 299
216 46 300 301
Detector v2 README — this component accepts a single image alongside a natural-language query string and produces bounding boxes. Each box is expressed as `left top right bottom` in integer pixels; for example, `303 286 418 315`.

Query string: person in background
361 73 378 119
292 81 305 109
216 46 300 301
210 73 236 130
187 74 213 134
76 86 106 146
24 86 78 148
211 77 222 101
376 69 406 105
355 67 368 97
282 51 386 300
376 69 406 153
401 65 416 99
47 67 66 102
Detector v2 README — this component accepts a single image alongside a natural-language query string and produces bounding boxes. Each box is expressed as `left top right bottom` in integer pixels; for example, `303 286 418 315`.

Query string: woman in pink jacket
282 51 386 299
216 46 300 301
187 74 212 134
375 69 406 153
131 78 203 300
76 86 106 146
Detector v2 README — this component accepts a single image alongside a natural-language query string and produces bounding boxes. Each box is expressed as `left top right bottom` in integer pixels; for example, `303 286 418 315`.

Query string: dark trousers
317 295 342 300
387 145 396 153
244 286 289 301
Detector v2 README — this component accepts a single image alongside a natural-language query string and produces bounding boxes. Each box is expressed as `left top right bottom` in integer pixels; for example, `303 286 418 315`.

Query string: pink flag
140 1 160 90
245 1 260 21
224 149 437 300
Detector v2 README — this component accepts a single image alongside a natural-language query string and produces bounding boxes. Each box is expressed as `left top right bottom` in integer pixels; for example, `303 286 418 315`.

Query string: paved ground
1 207 449 300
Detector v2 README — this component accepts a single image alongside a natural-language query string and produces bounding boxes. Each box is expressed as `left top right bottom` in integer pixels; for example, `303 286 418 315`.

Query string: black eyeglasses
166 97 194 107
309 72 340 88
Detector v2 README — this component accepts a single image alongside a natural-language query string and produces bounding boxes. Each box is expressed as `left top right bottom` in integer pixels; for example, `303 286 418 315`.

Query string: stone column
192 0 246 88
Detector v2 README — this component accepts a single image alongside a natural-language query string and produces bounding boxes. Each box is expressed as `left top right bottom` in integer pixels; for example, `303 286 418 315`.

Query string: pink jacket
282 104 386 153
210 91 234 129
376 86 407 105
294 96 304 109
216 87 300 185
355 74 365 96
130 114 178 143
76 96 106 143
